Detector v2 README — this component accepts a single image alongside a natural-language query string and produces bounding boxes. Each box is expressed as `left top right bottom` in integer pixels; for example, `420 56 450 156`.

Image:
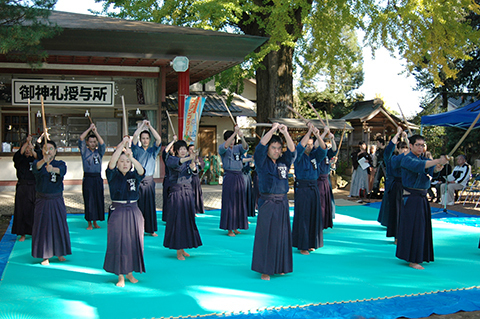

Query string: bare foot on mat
126 272 138 284
409 263 424 270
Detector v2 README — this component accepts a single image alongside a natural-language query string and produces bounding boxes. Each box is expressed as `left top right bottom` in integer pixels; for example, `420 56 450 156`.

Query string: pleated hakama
12 180 35 236
220 170 248 230
252 194 292 276
163 184 202 250
317 174 334 229
103 202 145 275
82 173 105 222
138 176 157 233
31 192 71 259
292 180 323 250
395 188 434 264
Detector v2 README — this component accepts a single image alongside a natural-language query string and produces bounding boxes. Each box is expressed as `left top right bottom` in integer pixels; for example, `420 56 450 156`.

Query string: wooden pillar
177 68 190 139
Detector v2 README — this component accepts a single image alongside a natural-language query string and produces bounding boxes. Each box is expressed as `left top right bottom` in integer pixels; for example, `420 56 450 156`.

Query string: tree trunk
255 44 294 127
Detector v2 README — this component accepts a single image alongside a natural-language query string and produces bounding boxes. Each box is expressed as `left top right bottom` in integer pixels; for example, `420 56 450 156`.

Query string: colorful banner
183 96 206 145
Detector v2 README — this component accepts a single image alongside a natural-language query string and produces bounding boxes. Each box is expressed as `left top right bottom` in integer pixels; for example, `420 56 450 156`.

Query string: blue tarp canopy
421 100 480 130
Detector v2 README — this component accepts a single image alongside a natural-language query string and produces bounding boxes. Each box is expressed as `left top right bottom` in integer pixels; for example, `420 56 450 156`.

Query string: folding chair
463 174 480 206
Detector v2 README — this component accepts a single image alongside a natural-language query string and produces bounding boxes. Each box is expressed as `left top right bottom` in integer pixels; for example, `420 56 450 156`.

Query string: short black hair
46 140 57 149
173 140 188 155
297 134 316 143
223 130 234 141
358 141 366 146
376 137 385 145
140 130 151 139
267 135 283 147
86 134 97 141
397 141 407 149
408 134 425 145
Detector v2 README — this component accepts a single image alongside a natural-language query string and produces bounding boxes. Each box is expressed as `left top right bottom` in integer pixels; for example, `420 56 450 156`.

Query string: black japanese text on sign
12 79 115 107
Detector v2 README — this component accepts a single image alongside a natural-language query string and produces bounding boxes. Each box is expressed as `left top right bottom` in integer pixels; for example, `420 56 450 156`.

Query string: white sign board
12 79 115 107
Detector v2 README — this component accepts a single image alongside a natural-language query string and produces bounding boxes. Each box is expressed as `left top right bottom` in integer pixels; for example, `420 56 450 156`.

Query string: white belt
112 200 137 204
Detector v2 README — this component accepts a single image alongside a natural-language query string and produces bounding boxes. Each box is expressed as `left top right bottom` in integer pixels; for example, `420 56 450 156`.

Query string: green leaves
1 0 60 64
96 0 480 104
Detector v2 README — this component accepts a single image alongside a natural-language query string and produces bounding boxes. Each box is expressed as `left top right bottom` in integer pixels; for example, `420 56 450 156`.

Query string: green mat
1 206 480 319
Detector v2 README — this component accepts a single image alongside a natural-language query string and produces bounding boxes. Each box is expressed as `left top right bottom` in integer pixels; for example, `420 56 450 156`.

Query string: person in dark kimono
161 136 177 222
104 137 146 287
293 122 327 255
242 154 256 217
164 140 202 260
251 123 296 280
31 140 71 266
79 123 106 230
132 120 162 236
219 125 249 236
12 136 38 241
188 144 205 215
377 126 403 227
317 130 337 229
396 135 448 270
371 137 386 197
387 132 409 243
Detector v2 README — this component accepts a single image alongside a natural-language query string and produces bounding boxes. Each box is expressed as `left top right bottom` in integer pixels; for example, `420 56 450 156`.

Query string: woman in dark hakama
293 123 327 255
31 140 71 265
219 126 249 236
387 137 409 241
104 137 146 287
242 155 256 217
79 124 106 230
12 136 38 241
396 135 448 270
164 140 202 260
252 123 296 280
189 144 205 215
162 137 177 222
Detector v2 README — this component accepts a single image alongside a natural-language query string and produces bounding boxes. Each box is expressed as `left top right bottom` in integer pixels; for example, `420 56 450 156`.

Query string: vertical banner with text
183 96 206 145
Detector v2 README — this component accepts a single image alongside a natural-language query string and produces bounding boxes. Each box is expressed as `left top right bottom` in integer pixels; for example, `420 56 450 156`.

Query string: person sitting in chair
439 155 471 206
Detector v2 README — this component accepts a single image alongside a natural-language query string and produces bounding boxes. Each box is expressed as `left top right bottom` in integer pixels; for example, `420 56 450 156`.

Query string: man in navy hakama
132 120 162 236
31 140 71 265
396 135 448 270
12 136 38 241
293 123 327 254
317 132 337 229
387 132 409 241
242 154 256 217
219 125 249 236
252 123 296 280
79 123 106 230
377 127 403 228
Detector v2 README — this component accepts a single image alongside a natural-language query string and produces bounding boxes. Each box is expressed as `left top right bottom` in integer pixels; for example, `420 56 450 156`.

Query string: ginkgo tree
96 0 480 124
